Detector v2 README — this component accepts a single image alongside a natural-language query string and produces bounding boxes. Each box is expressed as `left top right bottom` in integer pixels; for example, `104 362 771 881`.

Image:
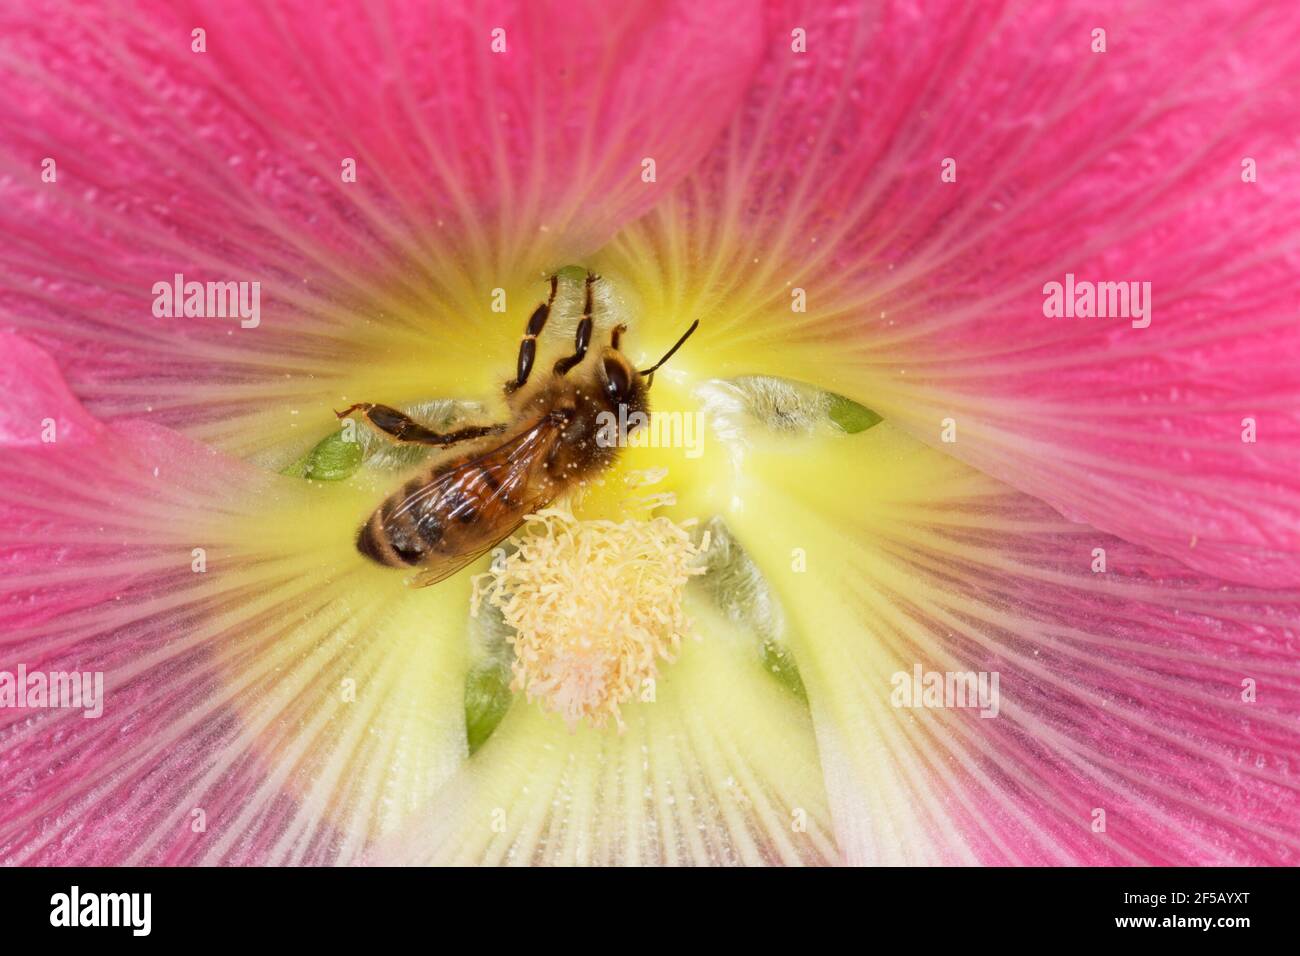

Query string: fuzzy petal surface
603 0 1300 585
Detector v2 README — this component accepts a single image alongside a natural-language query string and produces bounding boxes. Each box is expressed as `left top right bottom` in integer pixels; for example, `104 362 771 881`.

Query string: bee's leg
506 273 559 394
554 271 598 375
335 403 504 446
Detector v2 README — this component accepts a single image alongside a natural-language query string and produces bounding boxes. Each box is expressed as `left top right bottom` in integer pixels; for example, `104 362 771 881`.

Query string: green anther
281 429 363 480
761 638 808 702
554 264 588 283
827 393 884 433
465 663 514 754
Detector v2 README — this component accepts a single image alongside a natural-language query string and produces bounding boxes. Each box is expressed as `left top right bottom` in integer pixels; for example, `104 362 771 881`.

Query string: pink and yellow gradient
1 0 1298 865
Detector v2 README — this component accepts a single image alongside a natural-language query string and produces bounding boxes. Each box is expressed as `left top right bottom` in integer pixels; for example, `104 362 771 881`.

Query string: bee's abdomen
357 483 446 567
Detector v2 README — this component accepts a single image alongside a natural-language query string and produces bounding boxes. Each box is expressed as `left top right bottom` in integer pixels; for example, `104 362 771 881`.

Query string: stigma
472 507 709 730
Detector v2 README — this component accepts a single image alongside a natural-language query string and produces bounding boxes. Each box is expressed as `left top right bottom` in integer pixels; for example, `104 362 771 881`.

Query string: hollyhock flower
1 0 1298 866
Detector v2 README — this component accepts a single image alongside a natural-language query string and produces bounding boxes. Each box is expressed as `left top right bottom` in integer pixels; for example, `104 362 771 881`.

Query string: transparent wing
405 541 500 589
389 418 564 588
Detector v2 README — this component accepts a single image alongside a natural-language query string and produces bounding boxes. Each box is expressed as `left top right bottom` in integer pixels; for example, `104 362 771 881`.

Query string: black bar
0 867 1286 942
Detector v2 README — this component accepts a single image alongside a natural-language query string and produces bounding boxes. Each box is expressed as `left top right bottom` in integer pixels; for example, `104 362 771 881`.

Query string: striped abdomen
356 419 562 583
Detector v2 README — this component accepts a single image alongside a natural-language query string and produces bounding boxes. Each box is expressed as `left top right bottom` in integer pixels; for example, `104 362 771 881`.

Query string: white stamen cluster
472 508 709 731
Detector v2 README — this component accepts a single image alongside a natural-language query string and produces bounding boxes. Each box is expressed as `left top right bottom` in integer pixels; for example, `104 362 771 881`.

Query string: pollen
471 507 710 731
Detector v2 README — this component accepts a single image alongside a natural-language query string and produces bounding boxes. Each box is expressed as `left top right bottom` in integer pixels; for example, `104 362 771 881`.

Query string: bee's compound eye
603 357 631 402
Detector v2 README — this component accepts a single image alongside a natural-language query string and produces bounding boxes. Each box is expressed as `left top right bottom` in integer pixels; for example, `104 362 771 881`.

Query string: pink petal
727 423 1300 864
608 0 1300 584
0 332 272 862
0 333 468 863
1 333 835 865
0 0 761 448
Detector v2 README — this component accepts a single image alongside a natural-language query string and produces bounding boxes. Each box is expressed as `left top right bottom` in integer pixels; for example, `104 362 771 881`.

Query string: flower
1 0 1298 866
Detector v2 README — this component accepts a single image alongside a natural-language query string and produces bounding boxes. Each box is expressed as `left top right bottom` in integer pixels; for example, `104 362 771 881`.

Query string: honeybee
338 271 699 586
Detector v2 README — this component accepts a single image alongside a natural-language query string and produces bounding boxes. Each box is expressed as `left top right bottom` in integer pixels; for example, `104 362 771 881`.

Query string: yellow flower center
471 506 710 730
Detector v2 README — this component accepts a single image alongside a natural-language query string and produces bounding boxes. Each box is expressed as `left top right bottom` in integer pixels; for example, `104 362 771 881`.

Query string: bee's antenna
638 319 700 388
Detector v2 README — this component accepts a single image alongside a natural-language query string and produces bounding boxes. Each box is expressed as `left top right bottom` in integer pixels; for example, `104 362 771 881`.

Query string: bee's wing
404 486 559 589
404 541 500 589
397 417 564 588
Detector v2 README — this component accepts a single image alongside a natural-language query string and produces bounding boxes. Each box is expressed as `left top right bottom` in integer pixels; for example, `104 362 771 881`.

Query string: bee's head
597 318 699 425
597 345 649 422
